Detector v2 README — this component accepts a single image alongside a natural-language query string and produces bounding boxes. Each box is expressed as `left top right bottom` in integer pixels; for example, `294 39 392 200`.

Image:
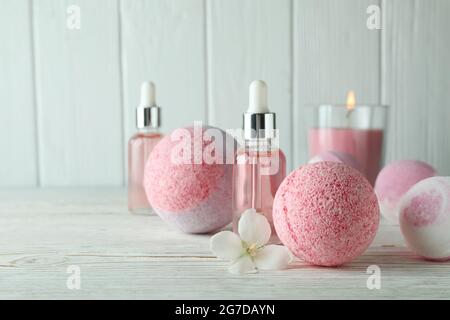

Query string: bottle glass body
232 139 286 242
128 128 163 214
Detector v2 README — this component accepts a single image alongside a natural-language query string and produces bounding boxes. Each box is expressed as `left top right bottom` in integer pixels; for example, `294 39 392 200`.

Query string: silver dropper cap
136 81 161 129
243 80 276 139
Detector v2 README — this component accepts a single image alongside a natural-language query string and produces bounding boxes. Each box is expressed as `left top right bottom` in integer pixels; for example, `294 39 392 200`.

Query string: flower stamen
245 243 259 258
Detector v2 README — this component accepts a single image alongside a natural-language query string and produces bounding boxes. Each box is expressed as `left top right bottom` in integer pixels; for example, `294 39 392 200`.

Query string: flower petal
238 209 272 246
254 245 292 270
229 255 257 274
210 231 243 260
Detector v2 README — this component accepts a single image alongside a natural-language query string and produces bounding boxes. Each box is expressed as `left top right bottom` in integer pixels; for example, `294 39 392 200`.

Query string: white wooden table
0 188 449 299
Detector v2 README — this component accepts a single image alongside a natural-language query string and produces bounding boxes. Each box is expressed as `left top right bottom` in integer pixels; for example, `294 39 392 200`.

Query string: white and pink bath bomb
273 162 380 266
374 160 436 223
144 126 234 234
399 177 450 261
308 151 361 172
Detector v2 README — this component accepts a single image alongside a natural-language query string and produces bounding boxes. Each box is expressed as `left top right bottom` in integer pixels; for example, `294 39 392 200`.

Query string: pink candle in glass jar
306 92 388 185
308 128 383 185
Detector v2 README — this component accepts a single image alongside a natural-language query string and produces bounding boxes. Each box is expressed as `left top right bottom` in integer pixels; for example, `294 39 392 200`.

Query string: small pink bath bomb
308 151 361 172
273 162 380 266
399 177 450 261
374 160 436 224
144 126 234 234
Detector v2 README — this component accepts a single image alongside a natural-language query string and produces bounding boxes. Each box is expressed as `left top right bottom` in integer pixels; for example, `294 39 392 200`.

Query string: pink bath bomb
144 126 234 234
308 151 361 172
273 162 380 266
399 177 450 261
374 160 436 224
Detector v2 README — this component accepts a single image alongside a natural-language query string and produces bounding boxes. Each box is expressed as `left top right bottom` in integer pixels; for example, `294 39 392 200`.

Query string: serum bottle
128 81 163 214
232 80 286 241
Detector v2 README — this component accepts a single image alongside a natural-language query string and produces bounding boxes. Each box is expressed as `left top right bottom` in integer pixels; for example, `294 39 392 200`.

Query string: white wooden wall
0 0 449 187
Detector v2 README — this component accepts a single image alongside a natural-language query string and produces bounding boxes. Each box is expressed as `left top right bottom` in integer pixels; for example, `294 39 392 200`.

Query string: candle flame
346 90 356 111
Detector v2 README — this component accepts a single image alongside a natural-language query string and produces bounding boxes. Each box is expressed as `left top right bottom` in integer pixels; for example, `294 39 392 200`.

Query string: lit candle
307 91 388 185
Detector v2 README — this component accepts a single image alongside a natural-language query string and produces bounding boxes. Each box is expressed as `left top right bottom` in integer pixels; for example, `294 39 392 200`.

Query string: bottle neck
137 127 159 134
244 138 275 152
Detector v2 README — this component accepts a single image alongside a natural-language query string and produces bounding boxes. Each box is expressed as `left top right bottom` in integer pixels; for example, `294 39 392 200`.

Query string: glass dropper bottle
128 81 163 215
232 80 286 242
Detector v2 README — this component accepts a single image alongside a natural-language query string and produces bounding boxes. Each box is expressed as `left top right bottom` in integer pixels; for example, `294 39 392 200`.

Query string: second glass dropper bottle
128 81 163 215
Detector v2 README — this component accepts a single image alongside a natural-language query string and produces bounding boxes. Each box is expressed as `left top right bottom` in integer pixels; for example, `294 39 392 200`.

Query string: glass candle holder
305 104 388 185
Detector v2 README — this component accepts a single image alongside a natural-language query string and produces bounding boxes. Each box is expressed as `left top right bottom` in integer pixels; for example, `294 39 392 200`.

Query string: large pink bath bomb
144 126 234 234
273 162 380 266
308 150 361 172
399 177 450 261
374 160 436 224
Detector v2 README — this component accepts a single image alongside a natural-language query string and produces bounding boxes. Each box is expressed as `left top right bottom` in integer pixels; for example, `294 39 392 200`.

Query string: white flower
210 209 292 274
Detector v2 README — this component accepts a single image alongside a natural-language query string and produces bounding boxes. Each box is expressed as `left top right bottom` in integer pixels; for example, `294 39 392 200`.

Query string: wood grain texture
120 0 207 177
382 0 450 175
33 0 124 186
293 0 381 166
0 0 37 186
1 189 450 299
207 0 293 169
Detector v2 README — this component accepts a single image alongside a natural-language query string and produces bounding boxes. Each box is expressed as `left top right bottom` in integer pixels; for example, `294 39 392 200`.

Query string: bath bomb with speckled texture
273 162 380 266
308 151 361 172
144 126 234 234
374 160 436 224
399 176 450 261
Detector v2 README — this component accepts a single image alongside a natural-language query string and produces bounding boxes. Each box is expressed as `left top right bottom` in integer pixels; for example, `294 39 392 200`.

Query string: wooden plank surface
293 0 381 166
0 0 38 186
207 0 293 169
1 189 449 299
120 0 207 177
382 0 450 175
32 0 124 186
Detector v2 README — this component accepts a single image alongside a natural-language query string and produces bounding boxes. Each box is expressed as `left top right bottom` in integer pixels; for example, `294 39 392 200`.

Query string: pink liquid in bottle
128 130 163 214
232 143 286 242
